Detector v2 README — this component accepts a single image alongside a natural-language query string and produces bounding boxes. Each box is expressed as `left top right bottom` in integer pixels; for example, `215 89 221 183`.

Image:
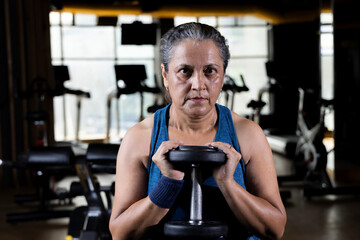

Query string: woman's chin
183 103 213 117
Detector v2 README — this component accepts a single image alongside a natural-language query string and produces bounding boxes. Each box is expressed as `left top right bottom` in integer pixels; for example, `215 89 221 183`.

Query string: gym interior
1 0 360 239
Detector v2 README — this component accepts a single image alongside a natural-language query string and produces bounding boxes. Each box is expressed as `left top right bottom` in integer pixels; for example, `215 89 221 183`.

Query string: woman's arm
109 122 166 240
109 118 184 240
209 117 286 240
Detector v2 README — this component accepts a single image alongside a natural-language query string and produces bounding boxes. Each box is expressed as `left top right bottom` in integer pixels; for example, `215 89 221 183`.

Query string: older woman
109 22 286 240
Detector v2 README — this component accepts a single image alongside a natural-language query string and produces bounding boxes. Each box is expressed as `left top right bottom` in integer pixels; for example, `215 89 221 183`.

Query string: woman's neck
168 104 218 135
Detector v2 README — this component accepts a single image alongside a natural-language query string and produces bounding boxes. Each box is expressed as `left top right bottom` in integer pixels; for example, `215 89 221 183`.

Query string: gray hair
160 22 230 73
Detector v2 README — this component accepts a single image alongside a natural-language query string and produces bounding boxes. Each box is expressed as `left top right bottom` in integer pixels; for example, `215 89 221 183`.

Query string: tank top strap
148 105 170 169
147 104 170 193
214 103 240 152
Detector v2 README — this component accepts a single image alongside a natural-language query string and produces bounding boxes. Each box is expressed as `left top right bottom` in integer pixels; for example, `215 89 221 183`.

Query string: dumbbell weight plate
167 145 226 166
164 220 228 239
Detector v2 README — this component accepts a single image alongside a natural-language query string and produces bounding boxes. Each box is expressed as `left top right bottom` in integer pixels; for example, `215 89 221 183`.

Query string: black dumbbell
164 145 228 239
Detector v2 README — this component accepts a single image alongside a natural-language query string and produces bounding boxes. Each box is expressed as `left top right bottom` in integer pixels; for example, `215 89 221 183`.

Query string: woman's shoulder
119 114 155 166
230 111 268 164
123 114 154 144
230 111 262 134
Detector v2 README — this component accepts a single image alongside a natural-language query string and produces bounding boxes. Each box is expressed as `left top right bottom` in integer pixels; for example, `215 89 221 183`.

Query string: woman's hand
208 142 241 186
152 140 185 180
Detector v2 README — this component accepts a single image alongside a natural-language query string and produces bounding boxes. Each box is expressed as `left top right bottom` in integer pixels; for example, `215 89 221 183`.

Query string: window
320 12 334 131
50 13 156 141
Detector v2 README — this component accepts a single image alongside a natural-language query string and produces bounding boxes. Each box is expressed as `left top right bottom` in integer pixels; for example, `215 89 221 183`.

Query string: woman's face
162 38 225 118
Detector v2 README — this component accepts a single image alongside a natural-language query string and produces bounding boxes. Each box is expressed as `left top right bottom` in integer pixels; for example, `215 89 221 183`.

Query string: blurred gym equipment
53 65 91 142
67 143 118 240
105 65 161 142
221 74 249 111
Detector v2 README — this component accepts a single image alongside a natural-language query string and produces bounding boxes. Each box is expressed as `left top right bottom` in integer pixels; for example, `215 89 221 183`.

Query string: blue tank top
147 104 260 240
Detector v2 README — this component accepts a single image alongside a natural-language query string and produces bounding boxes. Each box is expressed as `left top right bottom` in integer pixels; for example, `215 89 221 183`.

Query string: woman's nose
191 72 206 90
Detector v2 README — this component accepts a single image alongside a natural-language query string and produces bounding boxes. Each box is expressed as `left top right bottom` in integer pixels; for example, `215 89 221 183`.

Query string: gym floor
1 152 360 240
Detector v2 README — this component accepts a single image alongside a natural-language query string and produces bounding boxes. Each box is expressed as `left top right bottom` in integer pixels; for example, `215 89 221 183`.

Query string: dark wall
1 0 53 187
333 0 360 181
0 0 13 186
1 0 26 186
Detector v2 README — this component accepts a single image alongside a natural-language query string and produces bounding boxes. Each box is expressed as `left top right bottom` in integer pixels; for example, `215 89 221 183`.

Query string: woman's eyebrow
204 63 221 68
175 64 193 69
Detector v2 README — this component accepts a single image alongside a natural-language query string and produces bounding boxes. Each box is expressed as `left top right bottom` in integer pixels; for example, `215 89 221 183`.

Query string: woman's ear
161 64 169 90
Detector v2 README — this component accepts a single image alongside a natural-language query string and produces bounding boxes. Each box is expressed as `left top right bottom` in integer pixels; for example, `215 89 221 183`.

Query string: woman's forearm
218 179 286 240
110 197 169 240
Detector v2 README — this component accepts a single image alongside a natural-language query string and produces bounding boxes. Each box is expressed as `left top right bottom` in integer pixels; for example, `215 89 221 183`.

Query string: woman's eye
180 68 192 75
204 68 216 75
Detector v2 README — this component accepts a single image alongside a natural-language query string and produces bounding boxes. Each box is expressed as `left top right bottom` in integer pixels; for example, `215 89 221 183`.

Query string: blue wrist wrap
149 176 184 209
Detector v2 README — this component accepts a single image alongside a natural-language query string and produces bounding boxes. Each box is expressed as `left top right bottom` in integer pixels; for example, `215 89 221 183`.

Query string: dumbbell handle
190 164 202 221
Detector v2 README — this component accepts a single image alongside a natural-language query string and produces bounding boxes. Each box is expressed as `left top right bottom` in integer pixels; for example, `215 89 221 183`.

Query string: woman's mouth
189 97 206 102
